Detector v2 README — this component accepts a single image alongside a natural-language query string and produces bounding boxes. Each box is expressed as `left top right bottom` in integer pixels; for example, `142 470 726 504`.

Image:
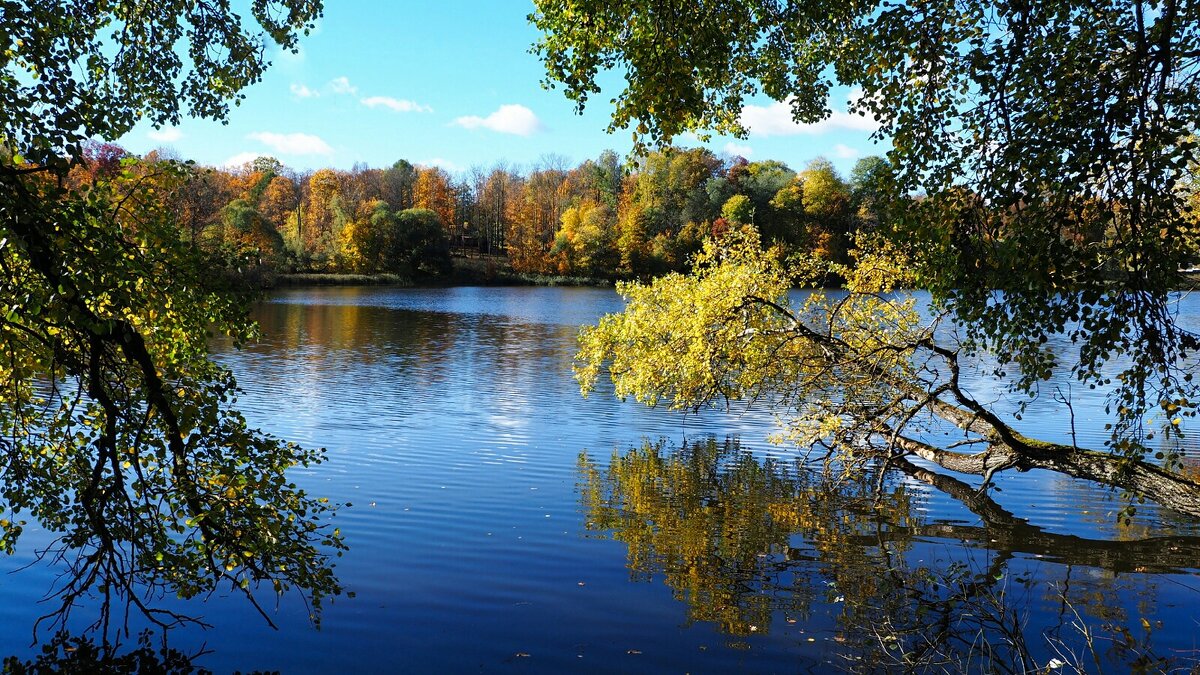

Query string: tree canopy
1 0 340 637
2 0 321 166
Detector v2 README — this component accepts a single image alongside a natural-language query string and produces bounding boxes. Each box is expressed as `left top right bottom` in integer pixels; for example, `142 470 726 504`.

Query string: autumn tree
630 147 721 234
560 150 623 212
170 165 233 241
414 166 457 235
594 150 624 209
612 147 721 274
508 161 570 273
720 194 754 227
259 175 300 241
767 178 805 237
203 198 285 266
302 167 344 262
615 200 652 276
339 199 392 273
550 199 618 276
66 142 131 186
451 177 476 249
478 165 520 256
342 161 382 217
795 158 852 262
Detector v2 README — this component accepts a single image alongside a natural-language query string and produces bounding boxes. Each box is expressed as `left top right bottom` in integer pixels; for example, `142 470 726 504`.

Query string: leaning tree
534 0 1200 515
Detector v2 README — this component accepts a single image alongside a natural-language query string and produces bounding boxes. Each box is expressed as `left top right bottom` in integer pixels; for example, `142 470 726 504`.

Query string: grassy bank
272 273 412 287
265 258 612 289
443 255 612 287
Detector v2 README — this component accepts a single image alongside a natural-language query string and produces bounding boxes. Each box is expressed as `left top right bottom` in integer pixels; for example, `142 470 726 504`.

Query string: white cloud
832 143 862 159
222 152 262 168
247 131 333 156
362 96 432 113
423 157 463 173
740 95 880 137
329 76 357 95
290 83 318 99
453 104 544 136
147 127 183 143
723 142 753 157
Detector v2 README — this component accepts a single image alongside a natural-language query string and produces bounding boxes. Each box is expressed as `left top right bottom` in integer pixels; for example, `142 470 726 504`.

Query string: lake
3 285 1200 672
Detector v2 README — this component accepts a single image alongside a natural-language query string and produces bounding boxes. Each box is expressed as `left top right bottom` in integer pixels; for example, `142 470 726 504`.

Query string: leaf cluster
1 0 322 167
577 228 925 462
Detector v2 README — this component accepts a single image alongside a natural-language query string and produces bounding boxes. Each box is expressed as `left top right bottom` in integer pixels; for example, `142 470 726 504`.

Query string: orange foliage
304 168 342 249
259 176 299 231
414 167 456 233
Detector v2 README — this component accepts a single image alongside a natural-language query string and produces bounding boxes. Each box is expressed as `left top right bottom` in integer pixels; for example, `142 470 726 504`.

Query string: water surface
2 285 1199 672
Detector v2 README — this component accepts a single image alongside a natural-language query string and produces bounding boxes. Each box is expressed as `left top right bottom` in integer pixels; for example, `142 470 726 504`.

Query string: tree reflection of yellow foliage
579 439 1200 670
578 438 914 637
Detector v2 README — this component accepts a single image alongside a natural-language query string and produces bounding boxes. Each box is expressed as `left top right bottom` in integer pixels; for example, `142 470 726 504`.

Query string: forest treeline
77 142 890 281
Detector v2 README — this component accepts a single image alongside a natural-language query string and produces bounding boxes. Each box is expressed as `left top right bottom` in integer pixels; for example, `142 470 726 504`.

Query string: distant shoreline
267 263 1200 292
269 256 613 289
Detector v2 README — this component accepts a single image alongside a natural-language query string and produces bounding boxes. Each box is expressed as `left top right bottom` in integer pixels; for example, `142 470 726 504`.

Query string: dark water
3 285 1200 672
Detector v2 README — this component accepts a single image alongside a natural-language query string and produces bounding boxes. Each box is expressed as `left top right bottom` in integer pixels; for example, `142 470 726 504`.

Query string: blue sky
118 2 884 178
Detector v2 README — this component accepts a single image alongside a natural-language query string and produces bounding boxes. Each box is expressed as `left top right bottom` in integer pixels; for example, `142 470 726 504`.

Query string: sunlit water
2 286 1200 672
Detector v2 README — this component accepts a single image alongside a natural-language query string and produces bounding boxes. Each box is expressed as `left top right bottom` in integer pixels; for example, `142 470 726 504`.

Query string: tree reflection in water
577 439 1200 672
3 631 212 674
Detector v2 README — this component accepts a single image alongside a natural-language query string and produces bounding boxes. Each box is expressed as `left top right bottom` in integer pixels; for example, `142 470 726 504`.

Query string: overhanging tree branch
576 232 1200 520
